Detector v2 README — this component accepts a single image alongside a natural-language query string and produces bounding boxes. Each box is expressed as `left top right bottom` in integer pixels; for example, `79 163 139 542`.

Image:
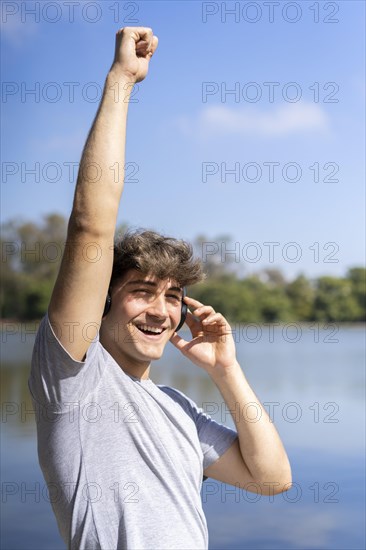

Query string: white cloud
177 102 330 140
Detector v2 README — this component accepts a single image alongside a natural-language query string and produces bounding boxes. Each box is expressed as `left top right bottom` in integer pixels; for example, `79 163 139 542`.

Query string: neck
100 329 151 380
121 360 151 380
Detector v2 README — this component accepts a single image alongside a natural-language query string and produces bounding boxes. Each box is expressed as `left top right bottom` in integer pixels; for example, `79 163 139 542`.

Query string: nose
146 294 168 320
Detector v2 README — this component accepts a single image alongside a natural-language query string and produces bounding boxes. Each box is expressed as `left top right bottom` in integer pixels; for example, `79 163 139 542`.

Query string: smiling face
100 270 183 378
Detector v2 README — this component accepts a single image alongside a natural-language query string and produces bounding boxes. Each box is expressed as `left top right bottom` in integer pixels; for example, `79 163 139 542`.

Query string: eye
166 294 181 303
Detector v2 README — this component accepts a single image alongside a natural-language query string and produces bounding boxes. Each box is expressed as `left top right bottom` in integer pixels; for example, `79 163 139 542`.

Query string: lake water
1 323 365 549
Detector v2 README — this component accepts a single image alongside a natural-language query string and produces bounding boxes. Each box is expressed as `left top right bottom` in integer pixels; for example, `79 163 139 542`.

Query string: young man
29 28 291 549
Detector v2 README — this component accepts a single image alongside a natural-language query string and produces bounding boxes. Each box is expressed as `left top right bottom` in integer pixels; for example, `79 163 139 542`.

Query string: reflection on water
1 325 365 549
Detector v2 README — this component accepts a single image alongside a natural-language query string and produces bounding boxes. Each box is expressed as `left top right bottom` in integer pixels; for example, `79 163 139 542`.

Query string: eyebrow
125 280 182 293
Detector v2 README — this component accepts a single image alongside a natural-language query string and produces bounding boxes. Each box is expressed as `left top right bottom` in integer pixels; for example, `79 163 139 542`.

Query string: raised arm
48 27 158 361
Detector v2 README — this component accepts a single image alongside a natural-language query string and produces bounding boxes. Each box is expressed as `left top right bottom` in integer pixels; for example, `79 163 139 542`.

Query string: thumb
150 35 159 55
170 332 188 352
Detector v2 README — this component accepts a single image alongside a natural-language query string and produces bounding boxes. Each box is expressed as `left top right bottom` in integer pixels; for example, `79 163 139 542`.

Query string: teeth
137 324 163 334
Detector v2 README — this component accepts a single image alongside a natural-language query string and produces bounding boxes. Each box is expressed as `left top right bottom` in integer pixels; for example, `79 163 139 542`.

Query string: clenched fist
111 27 158 83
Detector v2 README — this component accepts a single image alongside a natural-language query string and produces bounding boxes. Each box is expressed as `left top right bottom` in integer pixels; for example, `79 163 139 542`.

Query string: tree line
1 214 365 323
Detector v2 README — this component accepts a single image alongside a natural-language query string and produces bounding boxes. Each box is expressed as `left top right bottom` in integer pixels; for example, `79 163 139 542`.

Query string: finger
184 310 201 330
118 27 154 58
202 313 231 331
183 297 215 317
202 312 222 324
134 27 154 43
119 26 153 43
184 297 230 326
170 332 189 351
190 305 216 322
136 34 158 59
184 296 204 308
136 39 151 54
133 27 154 54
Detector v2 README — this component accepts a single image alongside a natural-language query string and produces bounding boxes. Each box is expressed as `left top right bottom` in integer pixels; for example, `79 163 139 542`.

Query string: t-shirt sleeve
158 386 238 471
29 313 104 407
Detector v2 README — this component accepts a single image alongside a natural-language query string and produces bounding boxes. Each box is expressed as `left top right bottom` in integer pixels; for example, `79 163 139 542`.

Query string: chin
144 348 165 361
135 343 166 362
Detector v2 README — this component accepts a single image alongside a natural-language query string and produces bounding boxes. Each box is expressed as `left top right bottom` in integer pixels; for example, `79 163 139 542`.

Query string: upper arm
48 219 114 361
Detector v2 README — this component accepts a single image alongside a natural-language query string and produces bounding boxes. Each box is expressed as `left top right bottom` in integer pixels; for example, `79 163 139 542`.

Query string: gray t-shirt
29 315 237 550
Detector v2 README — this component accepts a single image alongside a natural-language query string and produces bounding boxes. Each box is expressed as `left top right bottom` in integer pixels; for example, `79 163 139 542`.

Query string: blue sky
1 0 365 280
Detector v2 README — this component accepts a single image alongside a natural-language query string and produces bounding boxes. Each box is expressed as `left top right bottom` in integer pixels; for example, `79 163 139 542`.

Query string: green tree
1 214 67 320
1 219 365 323
313 276 362 322
346 267 366 321
286 274 315 321
260 287 293 322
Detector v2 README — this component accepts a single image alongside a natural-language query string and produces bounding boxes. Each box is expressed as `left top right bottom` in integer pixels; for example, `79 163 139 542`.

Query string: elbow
276 451 292 491
275 479 292 494
260 462 292 495
261 477 292 496
273 463 293 494
69 190 119 239
68 211 115 241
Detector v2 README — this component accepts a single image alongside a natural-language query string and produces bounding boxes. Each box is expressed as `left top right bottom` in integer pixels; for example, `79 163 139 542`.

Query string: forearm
67 27 157 239
211 362 292 487
71 70 132 237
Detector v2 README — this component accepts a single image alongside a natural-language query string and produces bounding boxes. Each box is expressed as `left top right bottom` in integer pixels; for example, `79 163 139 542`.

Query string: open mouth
135 324 166 337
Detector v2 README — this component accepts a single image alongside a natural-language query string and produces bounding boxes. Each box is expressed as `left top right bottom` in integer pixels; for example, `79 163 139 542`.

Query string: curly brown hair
111 229 205 288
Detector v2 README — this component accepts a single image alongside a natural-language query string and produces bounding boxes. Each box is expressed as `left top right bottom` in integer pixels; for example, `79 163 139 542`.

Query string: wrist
105 69 136 102
209 360 242 382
